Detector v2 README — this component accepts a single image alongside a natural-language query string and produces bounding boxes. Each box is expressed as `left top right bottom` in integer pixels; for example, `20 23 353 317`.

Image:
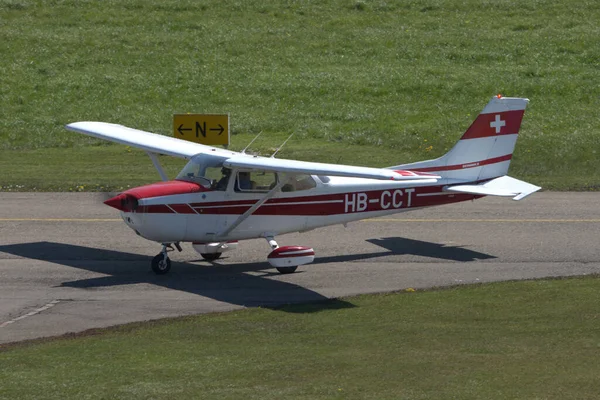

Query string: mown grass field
1 277 599 400
1 0 599 191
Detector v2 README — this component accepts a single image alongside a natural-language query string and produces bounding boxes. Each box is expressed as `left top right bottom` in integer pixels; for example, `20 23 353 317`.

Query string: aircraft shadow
0 241 354 314
368 237 496 262
309 236 496 265
0 237 494 314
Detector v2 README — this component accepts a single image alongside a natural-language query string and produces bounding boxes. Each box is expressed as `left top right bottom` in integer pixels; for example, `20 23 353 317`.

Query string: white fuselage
119 176 478 244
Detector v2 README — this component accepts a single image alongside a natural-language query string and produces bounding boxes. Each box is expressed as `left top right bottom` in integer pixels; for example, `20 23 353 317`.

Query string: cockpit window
176 156 227 189
212 167 231 191
177 156 318 194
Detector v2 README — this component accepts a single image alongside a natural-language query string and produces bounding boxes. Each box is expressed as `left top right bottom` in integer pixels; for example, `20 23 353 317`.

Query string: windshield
176 155 227 189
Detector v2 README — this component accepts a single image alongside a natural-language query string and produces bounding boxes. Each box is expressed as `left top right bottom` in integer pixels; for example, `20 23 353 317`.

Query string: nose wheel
151 243 181 275
151 253 171 275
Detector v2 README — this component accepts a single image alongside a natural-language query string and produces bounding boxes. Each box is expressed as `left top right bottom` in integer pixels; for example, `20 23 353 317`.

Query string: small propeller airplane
66 95 540 275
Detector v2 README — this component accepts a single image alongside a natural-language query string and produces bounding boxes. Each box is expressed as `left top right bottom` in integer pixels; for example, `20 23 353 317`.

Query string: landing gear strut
266 237 296 274
151 242 181 275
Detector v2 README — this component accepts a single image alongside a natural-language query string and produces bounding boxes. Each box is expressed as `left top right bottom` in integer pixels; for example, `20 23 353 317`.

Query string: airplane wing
224 154 440 181
66 121 440 182
65 121 212 159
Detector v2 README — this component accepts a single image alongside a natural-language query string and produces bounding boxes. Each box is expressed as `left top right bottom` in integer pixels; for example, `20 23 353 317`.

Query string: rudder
390 96 529 183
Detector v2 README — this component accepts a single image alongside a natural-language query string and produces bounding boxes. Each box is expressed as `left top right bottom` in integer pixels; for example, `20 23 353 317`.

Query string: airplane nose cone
104 193 138 212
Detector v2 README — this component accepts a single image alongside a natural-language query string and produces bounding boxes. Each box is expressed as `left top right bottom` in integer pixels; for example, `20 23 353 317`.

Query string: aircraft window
176 157 226 189
210 167 231 191
235 171 277 192
282 174 317 192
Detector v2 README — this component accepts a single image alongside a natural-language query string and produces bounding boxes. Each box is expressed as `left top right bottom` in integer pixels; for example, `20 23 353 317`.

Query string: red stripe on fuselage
134 185 482 216
191 193 342 208
169 204 197 214
414 154 512 173
139 204 176 213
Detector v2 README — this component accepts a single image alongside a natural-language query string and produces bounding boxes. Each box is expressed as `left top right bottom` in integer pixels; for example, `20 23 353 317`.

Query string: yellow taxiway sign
173 114 229 146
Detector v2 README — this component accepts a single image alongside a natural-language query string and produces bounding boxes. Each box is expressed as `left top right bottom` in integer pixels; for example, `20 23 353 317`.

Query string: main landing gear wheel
265 236 314 274
276 266 298 274
200 252 222 261
151 253 171 275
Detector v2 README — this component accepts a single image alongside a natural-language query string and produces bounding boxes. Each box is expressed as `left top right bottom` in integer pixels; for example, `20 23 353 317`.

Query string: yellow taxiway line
0 218 121 222
0 218 598 223
363 218 600 223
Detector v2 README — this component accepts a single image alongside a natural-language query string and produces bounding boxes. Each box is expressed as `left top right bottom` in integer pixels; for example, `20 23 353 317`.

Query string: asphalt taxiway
1 192 598 344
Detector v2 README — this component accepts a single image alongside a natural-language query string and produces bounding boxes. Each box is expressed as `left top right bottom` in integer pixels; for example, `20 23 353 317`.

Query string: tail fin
391 96 529 183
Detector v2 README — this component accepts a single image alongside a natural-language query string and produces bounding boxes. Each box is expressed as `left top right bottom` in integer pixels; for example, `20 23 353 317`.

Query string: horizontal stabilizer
444 176 541 200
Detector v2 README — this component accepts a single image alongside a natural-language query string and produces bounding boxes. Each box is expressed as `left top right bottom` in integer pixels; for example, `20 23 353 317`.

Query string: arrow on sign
210 124 224 135
177 124 192 135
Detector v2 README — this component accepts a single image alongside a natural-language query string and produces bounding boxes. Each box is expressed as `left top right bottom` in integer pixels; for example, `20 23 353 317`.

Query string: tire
276 266 298 274
151 254 171 275
200 253 222 261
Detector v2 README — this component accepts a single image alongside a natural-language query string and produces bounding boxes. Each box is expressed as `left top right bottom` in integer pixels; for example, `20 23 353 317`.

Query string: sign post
173 114 229 146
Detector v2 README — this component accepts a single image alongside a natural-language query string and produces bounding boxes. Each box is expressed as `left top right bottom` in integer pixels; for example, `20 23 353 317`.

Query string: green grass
1 0 599 190
1 276 599 399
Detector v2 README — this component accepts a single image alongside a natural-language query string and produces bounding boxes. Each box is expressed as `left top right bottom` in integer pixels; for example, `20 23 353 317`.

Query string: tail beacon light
267 246 315 268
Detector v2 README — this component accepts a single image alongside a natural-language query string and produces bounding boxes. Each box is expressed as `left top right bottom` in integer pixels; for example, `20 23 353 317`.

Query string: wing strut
217 175 290 238
146 151 168 181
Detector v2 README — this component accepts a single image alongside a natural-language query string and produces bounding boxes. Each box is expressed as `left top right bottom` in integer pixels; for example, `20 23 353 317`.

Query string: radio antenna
270 133 294 158
241 131 263 154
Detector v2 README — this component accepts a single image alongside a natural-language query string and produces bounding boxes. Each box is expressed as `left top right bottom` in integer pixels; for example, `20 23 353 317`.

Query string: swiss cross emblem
490 114 506 134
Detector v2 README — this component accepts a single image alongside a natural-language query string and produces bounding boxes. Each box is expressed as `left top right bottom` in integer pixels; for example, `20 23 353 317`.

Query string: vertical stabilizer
390 96 529 183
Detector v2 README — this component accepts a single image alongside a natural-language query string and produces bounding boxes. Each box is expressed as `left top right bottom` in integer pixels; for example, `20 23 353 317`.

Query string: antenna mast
241 131 263 154
270 133 294 158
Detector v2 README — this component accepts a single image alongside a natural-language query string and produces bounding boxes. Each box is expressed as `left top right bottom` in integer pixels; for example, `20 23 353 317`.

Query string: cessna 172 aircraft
66 95 540 275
